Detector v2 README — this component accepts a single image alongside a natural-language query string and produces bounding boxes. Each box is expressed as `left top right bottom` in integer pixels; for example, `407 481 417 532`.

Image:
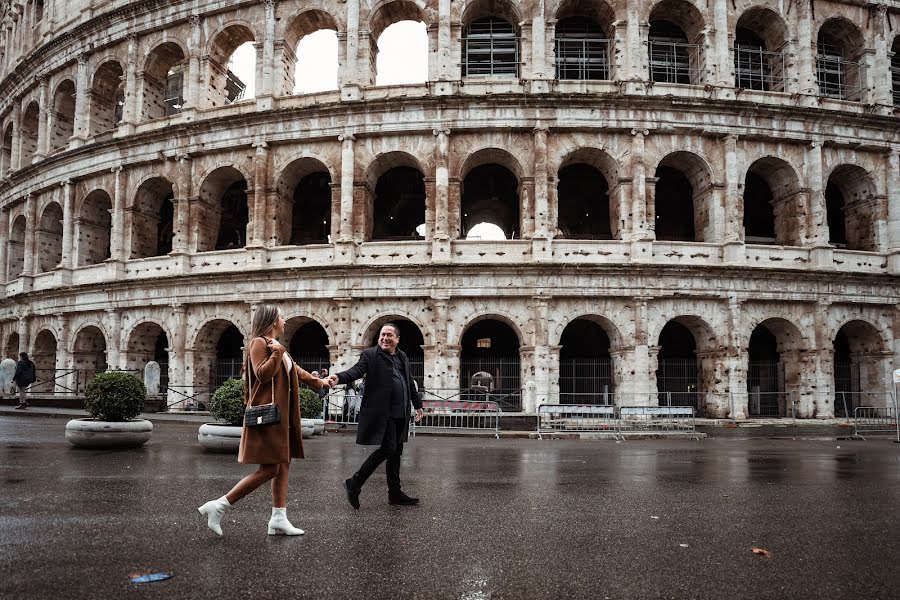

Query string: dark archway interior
460 319 520 400
557 164 611 239
743 171 776 242
560 319 613 401
747 325 782 416
373 167 426 240
656 321 698 405
292 172 332 245
654 165 695 241
154 332 169 389
649 20 690 84
461 164 519 239
825 180 847 247
214 325 244 386
290 321 331 374
215 181 249 250
157 192 174 255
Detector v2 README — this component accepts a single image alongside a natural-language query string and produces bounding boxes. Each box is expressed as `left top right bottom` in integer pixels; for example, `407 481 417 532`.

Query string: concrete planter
313 418 325 435
65 418 153 449
198 423 242 453
301 418 315 438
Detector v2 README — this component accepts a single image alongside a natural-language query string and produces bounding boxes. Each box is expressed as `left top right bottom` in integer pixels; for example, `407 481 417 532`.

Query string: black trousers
352 417 406 494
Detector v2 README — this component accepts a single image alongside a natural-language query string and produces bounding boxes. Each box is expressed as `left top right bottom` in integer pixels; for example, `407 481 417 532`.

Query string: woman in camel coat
198 304 328 537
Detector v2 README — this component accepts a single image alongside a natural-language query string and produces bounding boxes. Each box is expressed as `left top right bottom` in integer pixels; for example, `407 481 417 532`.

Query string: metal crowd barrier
537 404 618 439
412 399 501 438
617 406 698 438
852 407 899 441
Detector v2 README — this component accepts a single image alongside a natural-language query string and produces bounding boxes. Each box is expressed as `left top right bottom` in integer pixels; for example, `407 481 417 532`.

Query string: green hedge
299 388 323 419
84 371 147 422
210 379 245 426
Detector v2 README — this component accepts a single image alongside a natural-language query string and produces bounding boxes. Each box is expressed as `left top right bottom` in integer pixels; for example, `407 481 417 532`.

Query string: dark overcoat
336 346 423 445
238 337 323 465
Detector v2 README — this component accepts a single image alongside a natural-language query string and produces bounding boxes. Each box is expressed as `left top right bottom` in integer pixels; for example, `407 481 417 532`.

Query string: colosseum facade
0 0 898 419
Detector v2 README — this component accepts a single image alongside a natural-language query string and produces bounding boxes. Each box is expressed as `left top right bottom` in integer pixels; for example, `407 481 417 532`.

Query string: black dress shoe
344 478 360 510
388 492 419 506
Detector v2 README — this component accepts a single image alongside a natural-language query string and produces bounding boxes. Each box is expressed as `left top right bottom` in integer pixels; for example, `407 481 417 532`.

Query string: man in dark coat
329 324 423 509
13 352 36 409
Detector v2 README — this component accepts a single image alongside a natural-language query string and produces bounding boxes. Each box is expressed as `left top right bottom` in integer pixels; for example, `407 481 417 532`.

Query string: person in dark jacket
329 324 423 509
13 352 36 409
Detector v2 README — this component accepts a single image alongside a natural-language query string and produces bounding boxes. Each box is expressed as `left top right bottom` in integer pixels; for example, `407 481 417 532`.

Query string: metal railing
22 367 142 396
554 38 610 80
462 19 520 78
413 395 501 438
744 390 796 419
649 40 702 84
165 385 216 411
618 405 698 437
816 53 865 101
537 403 617 439
891 65 900 106
852 406 898 441
733 46 786 92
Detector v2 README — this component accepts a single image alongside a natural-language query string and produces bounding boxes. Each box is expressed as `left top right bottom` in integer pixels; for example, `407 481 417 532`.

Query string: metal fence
618 406 698 437
537 404 618 438
852 406 898 441
892 64 900 106
744 390 796 418
554 37 610 80
462 19 519 78
24 367 143 396
413 396 501 438
649 40 703 84
733 45 786 92
816 49 865 101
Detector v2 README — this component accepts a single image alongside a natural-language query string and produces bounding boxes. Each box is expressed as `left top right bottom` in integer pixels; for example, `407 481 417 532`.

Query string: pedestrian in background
13 352 35 409
198 305 329 537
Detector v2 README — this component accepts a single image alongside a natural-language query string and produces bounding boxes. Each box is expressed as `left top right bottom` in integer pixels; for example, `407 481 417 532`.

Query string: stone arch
744 156 803 246
460 0 523 78
190 317 246 393
206 22 259 107
733 6 790 91
553 0 617 80
142 40 187 120
49 79 76 153
364 151 428 241
458 312 524 407
556 313 623 402
459 148 524 239
5 331 20 359
459 0 523 26
283 8 340 50
824 163 880 252
652 150 715 242
557 147 621 240
286 8 341 94
37 201 63 273
274 155 335 246
71 324 108 390
20 101 39 164
196 165 251 252
1 121 13 176
31 328 57 392
457 311 525 348
76 189 112 266
735 6 789 53
125 319 171 388
647 0 707 85
131 176 175 258
816 18 866 100
356 311 433 348
744 316 808 417
831 318 889 415
88 59 125 135
652 315 720 413
369 0 432 85
282 315 332 375
7 214 26 279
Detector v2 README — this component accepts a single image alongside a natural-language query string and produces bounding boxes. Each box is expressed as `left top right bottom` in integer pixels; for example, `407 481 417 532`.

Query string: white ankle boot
268 507 304 536
198 496 231 536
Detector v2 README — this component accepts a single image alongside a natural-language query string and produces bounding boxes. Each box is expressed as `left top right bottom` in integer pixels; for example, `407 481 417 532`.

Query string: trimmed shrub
84 371 147 422
299 388 323 419
210 379 245 426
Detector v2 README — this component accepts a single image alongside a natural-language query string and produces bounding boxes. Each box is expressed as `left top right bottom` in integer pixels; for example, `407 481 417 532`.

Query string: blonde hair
243 304 282 401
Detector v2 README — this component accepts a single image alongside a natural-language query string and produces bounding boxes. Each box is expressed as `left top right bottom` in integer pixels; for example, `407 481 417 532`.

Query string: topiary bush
210 379 245 426
84 371 147 422
299 388 323 419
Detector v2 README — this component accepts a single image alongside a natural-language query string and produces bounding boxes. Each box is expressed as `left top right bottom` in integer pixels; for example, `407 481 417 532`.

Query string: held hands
319 378 331 390
327 374 339 387
414 408 424 423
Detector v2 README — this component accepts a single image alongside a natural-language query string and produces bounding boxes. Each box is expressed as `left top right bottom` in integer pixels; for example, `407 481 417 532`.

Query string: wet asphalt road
1 417 898 600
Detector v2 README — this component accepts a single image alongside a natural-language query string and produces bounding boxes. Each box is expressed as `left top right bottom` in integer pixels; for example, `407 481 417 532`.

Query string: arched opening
655 321 699 407
37 202 63 273
20 102 39 164
653 152 713 242
6 332 20 360
461 155 520 239
372 166 426 241
557 162 611 239
816 19 865 101
746 325 783 417
131 177 174 258
832 320 887 417
76 190 112 266
559 318 613 403
825 165 879 252
892 37 900 106
554 0 614 81
371 2 428 85
286 319 331 376
285 10 339 94
208 26 257 106
72 326 107 393
648 0 705 85
460 318 521 410
365 318 425 387
7 215 26 280
214 325 244 387
193 320 244 397
1 123 13 176
275 157 332 246
734 8 788 92
50 80 76 153
462 11 520 78
196 167 249 252
142 42 187 120
32 329 57 394
744 157 802 246
126 322 169 393
89 60 125 135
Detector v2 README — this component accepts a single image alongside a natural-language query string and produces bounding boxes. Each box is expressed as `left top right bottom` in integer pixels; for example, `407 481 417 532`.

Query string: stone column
71 53 89 145
105 308 122 370
9 103 20 172
59 180 75 269
257 0 277 109
172 155 192 254
871 6 892 107
630 297 652 405
529 0 549 93
35 77 48 160
630 129 650 243
184 16 202 112
120 34 138 130
110 166 126 261
330 297 355 373
886 150 900 274
0 208 7 283
432 128 451 262
811 300 834 418
624 0 647 91
711 0 733 92
250 141 269 247
805 140 831 266
531 296 551 411
55 314 70 394
436 0 452 82
338 133 355 243
427 296 450 389
168 304 187 406
17 314 30 356
341 0 361 100
21 193 36 276
796 0 817 99
726 295 747 419
532 125 550 238
723 134 743 245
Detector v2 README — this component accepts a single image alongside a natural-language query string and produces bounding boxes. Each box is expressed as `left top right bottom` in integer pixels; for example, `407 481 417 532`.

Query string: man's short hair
380 323 401 337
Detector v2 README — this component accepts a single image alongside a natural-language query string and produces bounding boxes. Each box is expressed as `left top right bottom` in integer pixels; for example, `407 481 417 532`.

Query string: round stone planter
301 418 315 438
198 423 242 453
65 418 153 449
313 418 325 435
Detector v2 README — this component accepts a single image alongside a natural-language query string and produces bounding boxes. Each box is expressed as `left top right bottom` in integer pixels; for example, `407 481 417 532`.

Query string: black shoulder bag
244 352 281 428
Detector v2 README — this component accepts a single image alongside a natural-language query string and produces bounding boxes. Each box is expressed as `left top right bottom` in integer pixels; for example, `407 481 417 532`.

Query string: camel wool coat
238 336 323 465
